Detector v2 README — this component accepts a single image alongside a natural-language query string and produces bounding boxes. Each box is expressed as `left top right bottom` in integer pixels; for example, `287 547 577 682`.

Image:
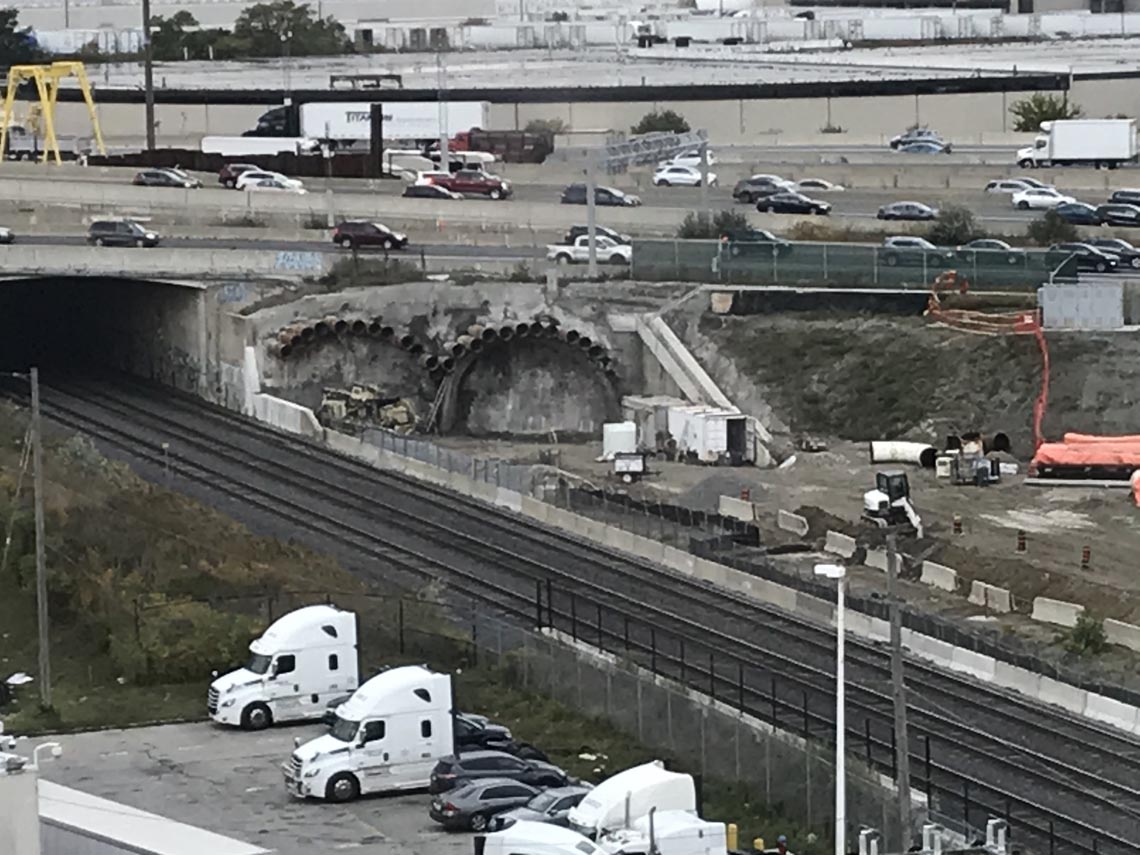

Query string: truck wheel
489 188 502 200
609 254 626 264
555 254 572 265
1017 201 1030 210
240 702 273 731
1017 159 1034 169
326 772 360 803
469 813 489 832
225 179 237 188
1096 261 1108 273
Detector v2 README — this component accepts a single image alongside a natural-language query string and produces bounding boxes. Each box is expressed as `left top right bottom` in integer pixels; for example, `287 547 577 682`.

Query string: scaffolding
0 61 106 165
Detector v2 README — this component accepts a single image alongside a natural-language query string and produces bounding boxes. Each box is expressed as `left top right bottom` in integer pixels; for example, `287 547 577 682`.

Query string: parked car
1087 238 1140 269
425 168 512 200
87 219 160 248
652 164 717 187
430 779 542 831
1095 203 1140 227
166 167 203 187
732 175 794 204
719 228 792 257
889 127 945 149
332 220 408 250
429 751 570 795
755 191 831 215
1047 242 1119 273
219 162 259 188
404 183 464 200
794 178 844 192
547 235 631 265
490 785 593 831
0 226 14 244
247 177 307 194
1108 188 1140 205
879 236 954 267
563 225 630 245
657 148 716 168
560 184 642 207
897 141 952 154
877 201 938 221
1054 202 1102 225
1011 188 1075 210
133 168 200 188
956 238 1024 265
235 170 303 191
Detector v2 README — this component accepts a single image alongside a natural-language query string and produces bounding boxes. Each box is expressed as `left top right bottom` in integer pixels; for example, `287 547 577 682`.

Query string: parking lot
39 721 473 855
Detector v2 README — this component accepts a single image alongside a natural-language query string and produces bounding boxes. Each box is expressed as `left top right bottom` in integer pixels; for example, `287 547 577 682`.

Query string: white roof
631 810 715 835
569 761 691 828
337 665 450 720
249 604 353 654
39 781 270 855
490 821 602 851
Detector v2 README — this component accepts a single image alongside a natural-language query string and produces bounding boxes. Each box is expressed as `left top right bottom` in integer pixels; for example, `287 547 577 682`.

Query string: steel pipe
563 329 580 345
449 340 467 358
457 334 483 353
588 344 604 359
528 321 546 336
379 325 395 340
440 356 455 372
420 354 440 371
577 336 593 349
514 322 532 338
868 441 937 470
300 325 316 342
315 316 337 338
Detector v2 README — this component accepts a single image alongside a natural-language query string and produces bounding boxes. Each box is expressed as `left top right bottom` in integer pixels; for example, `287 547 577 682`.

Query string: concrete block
471 481 498 504
1031 596 1083 628
824 530 857 559
1037 676 1088 716
520 496 548 523
717 495 755 523
494 488 523 513
256 394 323 438
993 661 1042 700
697 558 727 587
986 585 1013 614
1083 693 1140 734
662 546 696 576
793 591 835 624
903 630 957 668
864 549 889 572
920 561 958 592
949 648 996 682
776 509 809 537
604 526 635 554
968 580 987 607
1105 618 1140 653
632 537 665 565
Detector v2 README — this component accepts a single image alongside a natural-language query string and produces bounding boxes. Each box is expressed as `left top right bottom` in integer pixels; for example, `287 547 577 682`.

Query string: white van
208 605 358 730
284 664 454 802
567 761 696 838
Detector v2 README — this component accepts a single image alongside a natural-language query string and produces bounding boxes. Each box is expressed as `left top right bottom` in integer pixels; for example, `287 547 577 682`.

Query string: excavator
862 471 924 538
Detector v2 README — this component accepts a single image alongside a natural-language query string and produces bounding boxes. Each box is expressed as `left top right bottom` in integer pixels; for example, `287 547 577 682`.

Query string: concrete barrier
717 495 755 523
863 549 889 572
1105 618 1140 653
776 509 809 537
993 661 1042 699
495 487 522 513
1031 596 1084 628
824 530 857 559
969 580 1013 614
903 631 958 667
1083 693 1140 733
604 526 635 554
252 393 323 438
695 557 728 587
1037 675 1088 716
919 561 958 592
520 496 548 523
662 545 696 576
949 648 997 682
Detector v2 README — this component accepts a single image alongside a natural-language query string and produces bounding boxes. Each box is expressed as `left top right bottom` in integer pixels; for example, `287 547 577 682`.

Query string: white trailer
201 136 319 156
298 101 490 145
1016 119 1138 169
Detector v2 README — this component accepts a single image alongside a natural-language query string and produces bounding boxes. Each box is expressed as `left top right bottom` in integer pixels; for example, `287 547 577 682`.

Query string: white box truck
567 761 696 839
284 664 454 802
247 101 491 148
1016 119 1138 169
207 604 358 730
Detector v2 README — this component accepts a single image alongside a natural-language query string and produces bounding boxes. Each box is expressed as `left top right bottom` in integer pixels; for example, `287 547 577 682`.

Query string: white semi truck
568 761 696 839
1016 119 1138 169
284 664 454 802
246 101 491 148
480 811 725 855
207 604 358 730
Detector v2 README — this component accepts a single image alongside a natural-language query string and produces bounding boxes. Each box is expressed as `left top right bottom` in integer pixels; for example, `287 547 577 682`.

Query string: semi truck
3 124 92 161
444 128 554 163
246 100 490 148
1016 119 1138 169
201 135 320 156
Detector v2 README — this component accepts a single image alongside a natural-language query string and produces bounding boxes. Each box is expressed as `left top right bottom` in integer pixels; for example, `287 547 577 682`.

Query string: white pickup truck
547 235 631 265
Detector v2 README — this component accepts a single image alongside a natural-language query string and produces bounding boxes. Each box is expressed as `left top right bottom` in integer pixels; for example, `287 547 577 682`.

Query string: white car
546 235 631 265
985 178 1053 194
247 178 308 194
236 170 304 191
652 164 718 187
0 226 13 244
658 148 716 168
795 178 844 193
1011 188 1075 210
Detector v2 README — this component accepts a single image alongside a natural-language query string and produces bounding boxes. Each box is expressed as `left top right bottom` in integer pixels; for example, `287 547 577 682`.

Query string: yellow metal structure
0 61 106 165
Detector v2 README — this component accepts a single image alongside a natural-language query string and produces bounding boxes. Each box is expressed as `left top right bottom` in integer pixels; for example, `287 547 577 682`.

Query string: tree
1010 93 1082 133
1063 613 1109 657
677 209 750 239
0 9 44 66
231 0 351 57
1026 210 1077 247
524 117 567 135
150 12 204 61
928 205 984 246
632 109 690 136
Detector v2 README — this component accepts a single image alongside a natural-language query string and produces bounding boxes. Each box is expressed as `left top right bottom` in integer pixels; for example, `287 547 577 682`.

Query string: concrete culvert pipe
588 345 604 359
333 318 349 336
408 342 425 356
577 336 593 350
595 355 611 368
350 320 367 336
379 325 395 340
449 340 467 357
542 323 560 338
564 329 580 344
279 344 293 359
868 441 937 469
440 356 455 372
498 326 515 341
467 324 487 340
528 322 546 336
398 333 416 349
314 317 335 338
457 334 483 353
984 432 1012 454
367 320 383 336
514 322 532 338
276 327 296 346
420 354 440 371
300 326 316 342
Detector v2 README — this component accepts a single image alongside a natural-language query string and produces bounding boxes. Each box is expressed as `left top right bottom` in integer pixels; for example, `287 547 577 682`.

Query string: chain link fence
362 426 536 494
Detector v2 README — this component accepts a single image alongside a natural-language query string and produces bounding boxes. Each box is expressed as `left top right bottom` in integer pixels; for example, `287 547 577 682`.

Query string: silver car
429 777 540 831
490 784 593 831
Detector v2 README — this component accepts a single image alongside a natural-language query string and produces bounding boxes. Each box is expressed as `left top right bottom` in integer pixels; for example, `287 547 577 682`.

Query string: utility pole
886 531 911 851
141 0 156 150
30 367 52 710
64 0 70 28
437 54 449 171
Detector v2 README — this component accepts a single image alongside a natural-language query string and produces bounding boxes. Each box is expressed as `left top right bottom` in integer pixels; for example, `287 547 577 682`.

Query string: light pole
141 0 156 150
280 30 294 103
815 562 846 855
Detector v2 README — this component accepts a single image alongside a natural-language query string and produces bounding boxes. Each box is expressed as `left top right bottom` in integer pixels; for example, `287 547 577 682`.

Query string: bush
524 117 567 135
677 209 750 239
927 204 984 246
632 109 690 136
1026 210 1078 247
1063 613 1109 657
1010 93 1081 133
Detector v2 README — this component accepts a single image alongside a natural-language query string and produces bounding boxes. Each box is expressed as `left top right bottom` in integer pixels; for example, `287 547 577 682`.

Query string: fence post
737 661 744 711
679 638 686 684
963 779 970 830
708 652 715 699
596 603 604 652
133 597 141 641
624 615 630 653
535 579 543 628
398 598 405 655
924 735 932 797
471 620 478 667
865 717 872 764
771 676 778 723
650 627 657 673
801 690 809 737
546 578 553 627
570 592 577 641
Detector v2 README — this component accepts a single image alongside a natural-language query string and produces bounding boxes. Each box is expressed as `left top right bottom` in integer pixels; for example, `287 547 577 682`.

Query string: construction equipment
0 61 106 165
862 471 924 538
317 385 417 433
940 435 1001 486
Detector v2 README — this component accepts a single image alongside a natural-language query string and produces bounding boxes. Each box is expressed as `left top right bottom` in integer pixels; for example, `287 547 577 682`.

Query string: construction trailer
621 396 754 465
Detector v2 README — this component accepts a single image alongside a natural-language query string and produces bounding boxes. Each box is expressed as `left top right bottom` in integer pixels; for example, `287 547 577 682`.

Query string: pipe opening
350 320 367 336
498 326 515 341
578 336 593 349
420 354 440 371
398 334 416 349
515 322 532 337
333 319 349 335
588 345 604 359
987 432 1012 454
300 327 316 341
440 356 455 372
368 320 383 336
408 342 425 355
379 326 395 340
565 330 580 344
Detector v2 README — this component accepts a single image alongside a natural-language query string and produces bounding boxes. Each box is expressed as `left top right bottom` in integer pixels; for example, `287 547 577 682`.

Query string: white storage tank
602 422 638 460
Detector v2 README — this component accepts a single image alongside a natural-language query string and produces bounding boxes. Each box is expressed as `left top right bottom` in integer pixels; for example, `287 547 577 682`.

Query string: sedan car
246 177 307 194
732 175 794 204
877 201 938 221
403 183 464 200
1087 238 1140 269
1054 202 1102 225
794 178 844 193
880 236 955 267
219 162 259 188
889 127 945 149
332 220 408 250
1095 203 1140 228
652 164 717 187
897 141 952 154
956 238 1024 265
755 191 831 216
720 228 792 257
490 785 593 831
658 148 716 168
133 168 199 188
984 178 1050 194
1108 188 1140 206
1047 242 1119 273
429 751 570 795
430 778 541 831
1011 188 1075 210
560 184 641 207
234 170 303 191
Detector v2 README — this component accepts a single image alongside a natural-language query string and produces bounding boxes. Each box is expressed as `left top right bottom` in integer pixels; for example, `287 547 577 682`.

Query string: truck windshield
329 715 360 742
245 653 272 674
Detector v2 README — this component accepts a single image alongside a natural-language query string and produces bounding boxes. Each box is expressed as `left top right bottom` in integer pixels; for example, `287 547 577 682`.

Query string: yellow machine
0 61 106 165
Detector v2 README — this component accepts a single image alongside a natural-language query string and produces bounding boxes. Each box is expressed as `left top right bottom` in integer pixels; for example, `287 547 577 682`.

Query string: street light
815 562 847 855
30 741 62 770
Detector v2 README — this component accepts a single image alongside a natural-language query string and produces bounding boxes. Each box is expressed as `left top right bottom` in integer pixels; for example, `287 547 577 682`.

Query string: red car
425 169 512 200
218 162 259 188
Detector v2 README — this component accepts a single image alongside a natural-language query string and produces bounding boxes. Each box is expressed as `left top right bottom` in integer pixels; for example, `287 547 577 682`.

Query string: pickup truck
424 168 512 200
547 235 632 265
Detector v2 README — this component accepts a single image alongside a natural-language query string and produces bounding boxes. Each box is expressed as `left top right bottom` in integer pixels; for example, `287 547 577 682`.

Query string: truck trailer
246 101 490 148
1016 119 1138 169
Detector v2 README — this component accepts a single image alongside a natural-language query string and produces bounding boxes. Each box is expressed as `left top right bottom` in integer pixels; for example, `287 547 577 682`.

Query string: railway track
11 373 1140 855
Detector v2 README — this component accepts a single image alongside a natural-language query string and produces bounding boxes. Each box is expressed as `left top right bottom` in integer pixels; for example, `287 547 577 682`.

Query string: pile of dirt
703 314 1140 457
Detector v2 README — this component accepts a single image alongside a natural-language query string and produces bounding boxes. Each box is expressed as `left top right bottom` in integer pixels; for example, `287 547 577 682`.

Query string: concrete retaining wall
1031 596 1084 628
824 530 857 559
920 561 957 593
717 495 755 523
251 394 323 438
776 509 808 537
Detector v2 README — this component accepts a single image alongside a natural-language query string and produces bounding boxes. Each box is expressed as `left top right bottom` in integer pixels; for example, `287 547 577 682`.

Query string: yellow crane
0 61 106 165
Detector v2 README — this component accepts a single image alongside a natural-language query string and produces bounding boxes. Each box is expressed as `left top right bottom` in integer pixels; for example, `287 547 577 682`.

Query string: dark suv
429 751 569 794
218 162 259 188
332 220 408 250
87 219 160 247
560 184 641 207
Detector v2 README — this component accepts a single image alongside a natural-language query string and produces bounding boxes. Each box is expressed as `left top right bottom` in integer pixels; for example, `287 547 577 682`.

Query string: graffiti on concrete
217 282 248 304
274 251 324 272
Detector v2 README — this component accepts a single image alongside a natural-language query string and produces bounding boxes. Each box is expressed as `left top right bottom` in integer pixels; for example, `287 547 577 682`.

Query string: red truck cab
425 169 512 200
